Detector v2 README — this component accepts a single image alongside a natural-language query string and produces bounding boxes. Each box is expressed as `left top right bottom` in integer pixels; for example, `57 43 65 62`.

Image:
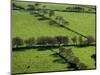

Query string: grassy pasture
12 1 78 10
12 1 96 12
12 49 68 73
12 47 95 73
55 11 96 38
12 10 78 40
12 1 96 74
12 10 95 39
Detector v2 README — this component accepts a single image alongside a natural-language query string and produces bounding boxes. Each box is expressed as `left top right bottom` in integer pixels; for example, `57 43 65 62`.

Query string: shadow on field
51 52 78 70
33 13 88 38
61 26 87 38
13 45 58 51
33 14 50 21
12 44 96 51
51 52 67 64
67 63 78 70
37 17 49 21
51 53 59 57
37 16 50 21
53 58 67 64
50 49 89 70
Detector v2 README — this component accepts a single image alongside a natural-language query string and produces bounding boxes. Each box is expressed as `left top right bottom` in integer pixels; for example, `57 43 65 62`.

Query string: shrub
59 47 66 55
49 20 56 25
25 37 35 47
59 47 73 58
66 6 84 12
78 36 84 45
69 56 80 65
78 63 88 70
48 10 55 17
71 36 77 45
12 37 24 47
27 4 35 10
36 36 57 45
55 36 69 46
86 36 95 44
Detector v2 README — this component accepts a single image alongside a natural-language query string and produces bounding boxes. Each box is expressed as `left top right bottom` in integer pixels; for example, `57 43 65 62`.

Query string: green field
12 1 95 12
12 47 95 73
12 1 96 74
55 11 96 38
12 10 95 39
12 10 79 40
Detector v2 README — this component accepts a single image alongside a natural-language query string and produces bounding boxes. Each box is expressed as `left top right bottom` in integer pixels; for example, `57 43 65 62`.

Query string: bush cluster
12 36 69 48
12 35 95 48
59 47 88 70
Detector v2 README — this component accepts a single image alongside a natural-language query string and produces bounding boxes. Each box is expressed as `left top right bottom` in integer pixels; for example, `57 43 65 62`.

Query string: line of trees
55 16 69 26
12 3 25 10
64 6 95 13
12 36 69 48
12 2 96 14
12 2 69 27
65 6 84 12
12 35 95 48
27 3 69 27
59 47 88 70
12 37 24 48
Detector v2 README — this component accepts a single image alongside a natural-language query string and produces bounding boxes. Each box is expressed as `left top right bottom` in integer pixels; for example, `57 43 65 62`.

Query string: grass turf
12 46 95 73
12 1 96 74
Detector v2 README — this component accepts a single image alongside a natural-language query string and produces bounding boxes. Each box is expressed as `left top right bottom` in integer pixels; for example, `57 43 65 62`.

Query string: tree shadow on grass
53 58 67 64
12 43 95 52
50 49 69 64
36 46 59 51
50 49 80 70
33 13 40 17
60 26 87 38
51 53 60 57
37 47 48 51
13 45 59 52
37 16 50 21
34 13 88 38
12 46 34 51
76 44 96 48
67 62 78 70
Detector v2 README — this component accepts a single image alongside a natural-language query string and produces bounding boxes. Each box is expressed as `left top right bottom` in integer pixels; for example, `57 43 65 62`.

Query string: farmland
12 10 78 39
12 47 95 73
12 10 96 39
12 1 96 74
